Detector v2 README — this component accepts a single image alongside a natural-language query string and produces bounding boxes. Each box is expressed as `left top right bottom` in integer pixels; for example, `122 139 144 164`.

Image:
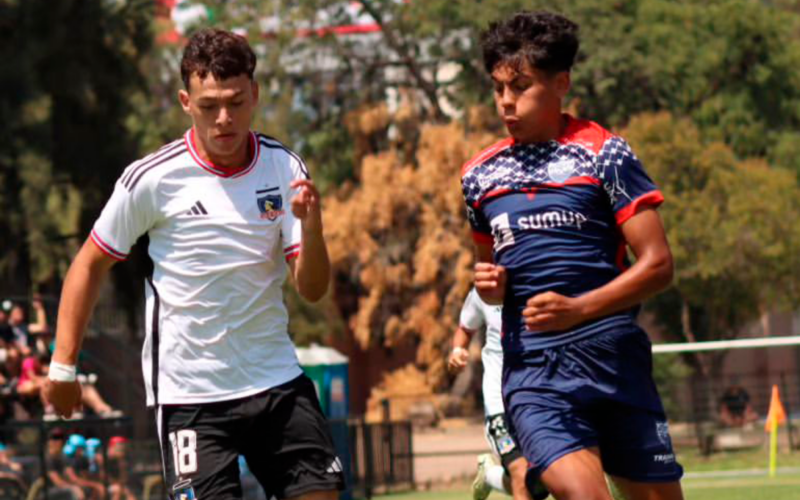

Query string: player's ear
554 71 571 99
178 89 191 115
251 79 259 102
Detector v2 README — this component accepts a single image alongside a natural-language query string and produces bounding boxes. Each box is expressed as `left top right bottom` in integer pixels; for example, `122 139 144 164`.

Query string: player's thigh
609 475 684 500
243 375 344 499
159 403 243 500
540 447 612 500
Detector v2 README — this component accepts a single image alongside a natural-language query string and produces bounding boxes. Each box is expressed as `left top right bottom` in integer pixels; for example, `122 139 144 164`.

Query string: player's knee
508 462 527 489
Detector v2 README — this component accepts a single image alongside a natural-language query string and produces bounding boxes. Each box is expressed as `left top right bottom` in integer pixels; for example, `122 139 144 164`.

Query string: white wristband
49 362 77 382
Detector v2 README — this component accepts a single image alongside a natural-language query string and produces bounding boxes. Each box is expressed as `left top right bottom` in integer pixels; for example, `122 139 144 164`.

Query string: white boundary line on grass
652 336 800 354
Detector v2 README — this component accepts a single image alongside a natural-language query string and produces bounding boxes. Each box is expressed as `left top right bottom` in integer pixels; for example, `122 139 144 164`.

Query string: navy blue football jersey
461 115 664 354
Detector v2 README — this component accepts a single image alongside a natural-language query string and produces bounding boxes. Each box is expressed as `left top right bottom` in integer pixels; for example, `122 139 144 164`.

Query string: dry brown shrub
324 106 502 403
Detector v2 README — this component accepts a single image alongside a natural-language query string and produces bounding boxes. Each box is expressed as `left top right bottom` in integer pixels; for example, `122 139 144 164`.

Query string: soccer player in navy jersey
461 11 684 500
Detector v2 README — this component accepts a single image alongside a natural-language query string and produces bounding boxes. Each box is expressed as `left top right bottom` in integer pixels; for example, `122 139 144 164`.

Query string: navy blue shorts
503 326 683 484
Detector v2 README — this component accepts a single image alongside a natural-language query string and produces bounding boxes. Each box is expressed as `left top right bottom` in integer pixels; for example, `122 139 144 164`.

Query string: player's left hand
522 291 586 331
290 179 322 226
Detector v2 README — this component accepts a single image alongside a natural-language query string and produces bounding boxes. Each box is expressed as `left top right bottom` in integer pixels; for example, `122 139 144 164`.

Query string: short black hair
481 11 579 75
180 28 256 89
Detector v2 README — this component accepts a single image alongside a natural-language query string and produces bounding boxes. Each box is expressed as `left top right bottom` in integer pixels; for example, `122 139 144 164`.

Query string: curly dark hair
481 11 579 75
180 28 256 89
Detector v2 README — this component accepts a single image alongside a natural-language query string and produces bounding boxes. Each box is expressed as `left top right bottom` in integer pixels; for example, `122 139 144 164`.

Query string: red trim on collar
185 129 258 178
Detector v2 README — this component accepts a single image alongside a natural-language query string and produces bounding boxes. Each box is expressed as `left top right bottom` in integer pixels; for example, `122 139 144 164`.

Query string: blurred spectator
45 428 85 500
76 374 123 419
8 296 49 356
12 352 120 420
0 307 14 346
64 434 106 500
0 442 26 490
17 352 49 419
105 436 136 500
719 385 758 427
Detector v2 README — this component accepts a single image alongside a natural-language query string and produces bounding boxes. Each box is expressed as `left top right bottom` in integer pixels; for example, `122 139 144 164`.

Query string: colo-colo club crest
257 193 285 221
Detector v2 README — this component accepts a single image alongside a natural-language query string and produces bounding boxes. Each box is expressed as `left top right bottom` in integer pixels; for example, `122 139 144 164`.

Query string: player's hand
474 262 506 305
290 179 322 227
522 291 586 331
44 379 83 418
447 347 469 373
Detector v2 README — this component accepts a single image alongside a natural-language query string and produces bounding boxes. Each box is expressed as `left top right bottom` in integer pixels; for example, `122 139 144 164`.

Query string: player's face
491 61 570 144
179 73 258 168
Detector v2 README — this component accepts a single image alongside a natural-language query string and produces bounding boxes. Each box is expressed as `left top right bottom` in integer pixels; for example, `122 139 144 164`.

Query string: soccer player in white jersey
449 288 549 500
44 29 344 500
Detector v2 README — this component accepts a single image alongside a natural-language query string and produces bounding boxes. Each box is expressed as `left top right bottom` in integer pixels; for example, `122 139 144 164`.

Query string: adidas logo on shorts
326 457 343 474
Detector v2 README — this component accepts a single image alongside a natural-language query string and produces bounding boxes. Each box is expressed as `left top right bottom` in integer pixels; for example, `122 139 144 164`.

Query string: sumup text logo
518 210 587 230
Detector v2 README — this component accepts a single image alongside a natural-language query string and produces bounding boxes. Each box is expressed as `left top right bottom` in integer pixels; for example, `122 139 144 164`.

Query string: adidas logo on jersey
326 457 343 474
185 201 208 216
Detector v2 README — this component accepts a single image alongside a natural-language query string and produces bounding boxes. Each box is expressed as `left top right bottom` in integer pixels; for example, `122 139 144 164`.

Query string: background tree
623 112 800 377
0 0 153 303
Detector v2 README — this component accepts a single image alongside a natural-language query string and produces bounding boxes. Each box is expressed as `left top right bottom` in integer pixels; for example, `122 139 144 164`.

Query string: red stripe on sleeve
283 243 301 254
90 231 127 261
615 191 665 225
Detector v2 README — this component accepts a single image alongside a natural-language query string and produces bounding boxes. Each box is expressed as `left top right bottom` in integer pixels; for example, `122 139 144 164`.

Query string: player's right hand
447 347 469 373
474 262 506 305
44 379 83 418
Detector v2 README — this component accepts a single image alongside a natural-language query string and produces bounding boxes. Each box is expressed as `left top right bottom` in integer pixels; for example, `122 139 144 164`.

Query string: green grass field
375 446 800 499
375 472 800 499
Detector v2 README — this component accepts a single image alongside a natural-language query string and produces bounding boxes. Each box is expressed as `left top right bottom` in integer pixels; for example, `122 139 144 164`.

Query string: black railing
0 417 414 500
345 419 414 499
658 371 800 455
0 417 162 500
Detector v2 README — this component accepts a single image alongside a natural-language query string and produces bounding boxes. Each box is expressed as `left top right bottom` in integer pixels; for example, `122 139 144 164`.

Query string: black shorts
157 374 345 500
485 413 524 469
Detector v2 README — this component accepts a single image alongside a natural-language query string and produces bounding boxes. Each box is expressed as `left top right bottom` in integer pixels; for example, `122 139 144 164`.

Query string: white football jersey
91 129 308 406
459 288 504 415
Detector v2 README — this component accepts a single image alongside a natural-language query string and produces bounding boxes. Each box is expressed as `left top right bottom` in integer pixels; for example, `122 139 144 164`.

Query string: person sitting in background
45 429 85 500
16 352 49 418
0 442 26 491
105 436 136 500
64 435 107 500
17 353 121 420
719 385 758 427
8 297 49 356
0 307 14 347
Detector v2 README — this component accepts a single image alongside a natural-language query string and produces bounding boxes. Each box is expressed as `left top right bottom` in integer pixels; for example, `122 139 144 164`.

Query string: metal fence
346 420 414 499
0 417 163 500
658 371 800 455
0 416 413 500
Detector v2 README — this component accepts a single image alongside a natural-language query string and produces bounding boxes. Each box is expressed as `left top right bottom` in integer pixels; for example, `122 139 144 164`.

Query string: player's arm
45 239 117 417
473 241 506 305
287 179 330 302
522 207 672 331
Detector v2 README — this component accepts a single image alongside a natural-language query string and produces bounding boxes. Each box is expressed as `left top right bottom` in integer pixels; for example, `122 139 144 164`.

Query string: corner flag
765 384 787 432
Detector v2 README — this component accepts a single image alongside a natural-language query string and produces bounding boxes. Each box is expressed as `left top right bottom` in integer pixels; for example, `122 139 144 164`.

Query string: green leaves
624 112 800 347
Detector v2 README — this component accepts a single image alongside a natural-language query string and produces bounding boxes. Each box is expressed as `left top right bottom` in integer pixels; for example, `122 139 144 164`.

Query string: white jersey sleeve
91 166 159 260
280 153 310 262
460 289 486 333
